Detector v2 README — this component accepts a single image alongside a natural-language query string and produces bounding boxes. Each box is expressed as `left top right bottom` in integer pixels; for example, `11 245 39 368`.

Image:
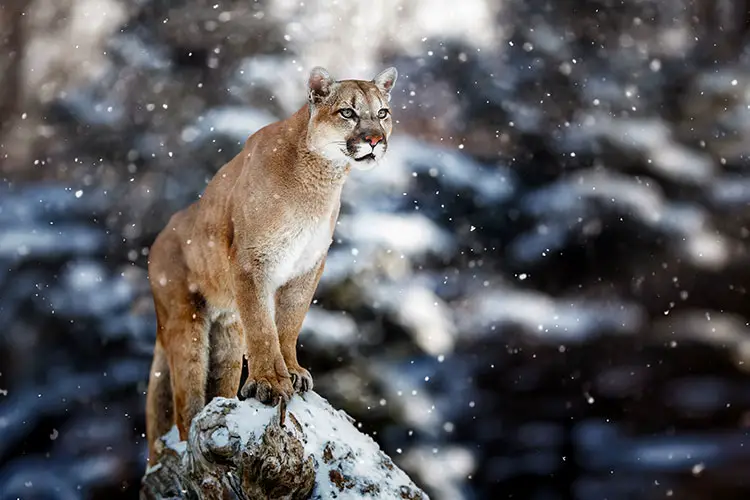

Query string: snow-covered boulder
140 392 428 499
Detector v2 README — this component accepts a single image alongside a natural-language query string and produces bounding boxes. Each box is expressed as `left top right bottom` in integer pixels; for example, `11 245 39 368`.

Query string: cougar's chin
351 154 379 171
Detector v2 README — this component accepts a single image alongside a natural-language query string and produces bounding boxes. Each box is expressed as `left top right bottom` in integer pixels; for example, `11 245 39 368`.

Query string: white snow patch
230 56 303 116
374 364 443 433
512 169 729 269
653 310 750 347
220 392 423 499
189 107 277 142
210 427 231 448
344 136 516 209
265 0 501 79
301 307 359 347
368 283 457 356
567 115 715 184
402 446 475 500
162 424 186 455
25 0 128 92
224 401 278 439
337 211 454 258
0 227 104 259
711 176 750 209
629 440 720 469
459 287 645 342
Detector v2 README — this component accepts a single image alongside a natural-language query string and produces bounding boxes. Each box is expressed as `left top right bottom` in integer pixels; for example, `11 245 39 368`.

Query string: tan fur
145 66 398 463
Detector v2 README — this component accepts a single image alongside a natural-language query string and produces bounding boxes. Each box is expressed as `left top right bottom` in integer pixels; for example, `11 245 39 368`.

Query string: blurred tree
0 0 26 147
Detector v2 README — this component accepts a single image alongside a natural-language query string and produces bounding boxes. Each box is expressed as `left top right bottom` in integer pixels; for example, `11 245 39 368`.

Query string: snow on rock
141 392 428 499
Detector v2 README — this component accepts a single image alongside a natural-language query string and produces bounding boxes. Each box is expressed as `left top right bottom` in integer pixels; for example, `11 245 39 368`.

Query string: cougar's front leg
231 258 293 405
275 258 325 393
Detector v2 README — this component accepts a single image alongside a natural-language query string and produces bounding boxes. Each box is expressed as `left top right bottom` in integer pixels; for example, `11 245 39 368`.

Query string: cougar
145 66 398 462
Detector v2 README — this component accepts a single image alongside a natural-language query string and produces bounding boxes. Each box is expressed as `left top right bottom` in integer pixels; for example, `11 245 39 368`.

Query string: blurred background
3 0 750 498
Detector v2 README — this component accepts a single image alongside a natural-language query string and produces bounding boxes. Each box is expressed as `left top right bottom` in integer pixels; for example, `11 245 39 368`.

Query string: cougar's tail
145 340 173 466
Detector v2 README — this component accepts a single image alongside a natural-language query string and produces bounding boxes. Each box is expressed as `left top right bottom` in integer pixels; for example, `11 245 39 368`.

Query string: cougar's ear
373 67 398 99
308 66 334 104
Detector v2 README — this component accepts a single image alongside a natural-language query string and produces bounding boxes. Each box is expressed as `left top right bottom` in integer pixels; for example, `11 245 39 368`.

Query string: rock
141 392 428 500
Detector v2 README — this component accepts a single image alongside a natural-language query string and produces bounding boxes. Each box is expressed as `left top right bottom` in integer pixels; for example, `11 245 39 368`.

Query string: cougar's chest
267 212 332 289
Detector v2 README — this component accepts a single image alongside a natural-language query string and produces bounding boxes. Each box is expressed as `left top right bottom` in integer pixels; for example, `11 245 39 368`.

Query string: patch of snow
109 33 172 71
0 185 108 225
218 393 425 498
627 439 721 470
162 425 186 455
25 0 128 92
653 310 750 347
58 87 126 127
187 107 277 143
301 307 359 347
210 427 231 448
710 176 750 210
368 283 457 356
520 170 663 224
567 116 715 183
265 0 501 79
507 224 570 265
337 211 454 258
511 169 728 269
224 401 279 440
0 226 106 260
316 246 364 288
48 261 134 317
230 56 303 115
345 136 516 209
402 446 475 500
371 360 445 435
682 231 729 269
459 286 645 342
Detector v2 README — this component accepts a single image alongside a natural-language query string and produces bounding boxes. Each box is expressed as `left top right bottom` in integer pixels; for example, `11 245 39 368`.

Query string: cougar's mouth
354 153 375 162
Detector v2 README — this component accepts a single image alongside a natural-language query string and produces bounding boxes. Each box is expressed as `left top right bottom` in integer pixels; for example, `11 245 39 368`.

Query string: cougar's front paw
288 365 313 393
240 357 293 406
240 373 294 406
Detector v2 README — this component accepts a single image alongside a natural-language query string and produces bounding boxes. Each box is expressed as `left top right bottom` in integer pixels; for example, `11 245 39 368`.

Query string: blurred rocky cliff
3 0 750 499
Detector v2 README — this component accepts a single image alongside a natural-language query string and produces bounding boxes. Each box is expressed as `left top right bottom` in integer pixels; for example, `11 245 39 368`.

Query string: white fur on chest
267 214 332 290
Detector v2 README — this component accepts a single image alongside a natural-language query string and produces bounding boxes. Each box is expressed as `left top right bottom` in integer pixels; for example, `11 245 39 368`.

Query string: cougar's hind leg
163 296 210 441
145 337 172 465
206 317 244 401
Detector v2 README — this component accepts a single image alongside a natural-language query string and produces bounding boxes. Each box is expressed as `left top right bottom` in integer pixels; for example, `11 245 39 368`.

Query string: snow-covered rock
141 392 428 499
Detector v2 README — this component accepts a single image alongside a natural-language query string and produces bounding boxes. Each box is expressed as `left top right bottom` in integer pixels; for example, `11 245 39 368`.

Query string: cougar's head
305 66 398 170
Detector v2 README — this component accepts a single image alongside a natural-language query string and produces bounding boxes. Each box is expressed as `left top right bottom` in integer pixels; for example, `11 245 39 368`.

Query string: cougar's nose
365 134 383 147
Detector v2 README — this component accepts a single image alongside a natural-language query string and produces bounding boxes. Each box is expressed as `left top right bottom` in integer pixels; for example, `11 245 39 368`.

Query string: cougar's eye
339 108 355 119
377 108 390 119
